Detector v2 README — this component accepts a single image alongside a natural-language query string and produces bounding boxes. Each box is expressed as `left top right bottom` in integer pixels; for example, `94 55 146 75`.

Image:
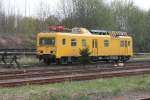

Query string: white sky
2 0 150 17
133 0 150 10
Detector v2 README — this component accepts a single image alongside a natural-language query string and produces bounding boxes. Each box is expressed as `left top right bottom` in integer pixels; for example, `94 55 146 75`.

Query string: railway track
0 61 149 75
0 61 150 87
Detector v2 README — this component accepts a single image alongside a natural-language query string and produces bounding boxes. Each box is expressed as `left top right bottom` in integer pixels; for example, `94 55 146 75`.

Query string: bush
79 48 91 65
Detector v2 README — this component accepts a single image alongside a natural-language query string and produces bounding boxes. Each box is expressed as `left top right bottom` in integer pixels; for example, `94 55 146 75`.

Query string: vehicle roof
38 32 131 39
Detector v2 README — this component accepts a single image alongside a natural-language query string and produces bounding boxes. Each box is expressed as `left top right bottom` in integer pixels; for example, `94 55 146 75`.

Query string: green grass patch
133 54 150 59
18 56 39 65
1 75 150 99
17 56 42 67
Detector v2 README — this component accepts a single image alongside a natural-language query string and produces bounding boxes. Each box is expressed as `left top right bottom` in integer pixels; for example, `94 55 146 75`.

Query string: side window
82 39 86 48
92 40 95 48
71 39 77 46
92 40 98 48
62 39 66 45
125 41 128 47
120 41 124 47
104 40 109 47
128 41 131 47
95 40 98 48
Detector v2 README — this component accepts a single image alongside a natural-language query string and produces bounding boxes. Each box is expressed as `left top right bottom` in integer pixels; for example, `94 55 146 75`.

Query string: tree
17 17 38 34
111 0 134 31
111 0 147 52
142 10 150 52
61 0 113 29
0 0 5 33
127 7 146 52
45 16 60 26
36 1 52 31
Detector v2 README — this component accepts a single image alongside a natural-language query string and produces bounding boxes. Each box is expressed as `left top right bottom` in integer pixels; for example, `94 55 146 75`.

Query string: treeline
0 1 59 34
0 0 150 52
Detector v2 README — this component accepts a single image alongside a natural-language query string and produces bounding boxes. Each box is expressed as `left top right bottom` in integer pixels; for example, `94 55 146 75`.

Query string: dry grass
18 56 39 65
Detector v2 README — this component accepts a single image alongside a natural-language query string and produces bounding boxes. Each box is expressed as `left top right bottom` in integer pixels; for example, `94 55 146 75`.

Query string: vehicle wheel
56 59 61 64
120 56 129 63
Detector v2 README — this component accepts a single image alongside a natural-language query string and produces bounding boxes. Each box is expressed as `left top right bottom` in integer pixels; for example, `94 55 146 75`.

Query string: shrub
79 48 91 65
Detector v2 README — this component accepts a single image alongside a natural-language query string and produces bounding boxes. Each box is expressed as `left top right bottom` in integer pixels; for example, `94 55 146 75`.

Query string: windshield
39 37 55 46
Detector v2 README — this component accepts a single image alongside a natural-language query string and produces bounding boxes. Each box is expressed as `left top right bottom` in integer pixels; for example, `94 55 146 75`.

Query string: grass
133 54 150 59
17 56 42 67
18 56 39 65
1 75 150 100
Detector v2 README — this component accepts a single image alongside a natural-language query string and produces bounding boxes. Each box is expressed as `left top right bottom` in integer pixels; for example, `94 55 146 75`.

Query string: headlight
39 51 43 53
50 51 56 54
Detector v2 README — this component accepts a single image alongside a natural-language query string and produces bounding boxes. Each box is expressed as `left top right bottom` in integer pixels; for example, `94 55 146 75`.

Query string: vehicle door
92 39 98 56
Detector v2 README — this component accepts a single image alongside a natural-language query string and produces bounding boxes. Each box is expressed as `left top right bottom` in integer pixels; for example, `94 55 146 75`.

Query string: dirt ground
104 92 150 100
91 91 150 100
1 91 150 100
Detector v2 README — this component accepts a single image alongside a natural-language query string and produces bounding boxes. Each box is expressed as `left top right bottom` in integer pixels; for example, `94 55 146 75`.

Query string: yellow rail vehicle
37 27 133 64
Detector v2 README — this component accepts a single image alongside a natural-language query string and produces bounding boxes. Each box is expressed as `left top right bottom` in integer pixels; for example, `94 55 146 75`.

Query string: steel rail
0 60 150 75
0 61 150 75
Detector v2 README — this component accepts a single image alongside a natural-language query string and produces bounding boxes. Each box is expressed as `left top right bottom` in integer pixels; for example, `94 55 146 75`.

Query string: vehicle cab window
40 37 55 46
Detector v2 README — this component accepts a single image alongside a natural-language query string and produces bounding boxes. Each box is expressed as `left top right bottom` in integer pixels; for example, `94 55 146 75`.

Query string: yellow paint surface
37 28 133 58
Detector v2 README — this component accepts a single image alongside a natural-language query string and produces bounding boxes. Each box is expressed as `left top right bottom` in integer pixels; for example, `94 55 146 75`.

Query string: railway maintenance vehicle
37 26 133 64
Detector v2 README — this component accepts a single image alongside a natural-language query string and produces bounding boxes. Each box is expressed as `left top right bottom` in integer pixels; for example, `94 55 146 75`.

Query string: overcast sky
2 0 150 17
